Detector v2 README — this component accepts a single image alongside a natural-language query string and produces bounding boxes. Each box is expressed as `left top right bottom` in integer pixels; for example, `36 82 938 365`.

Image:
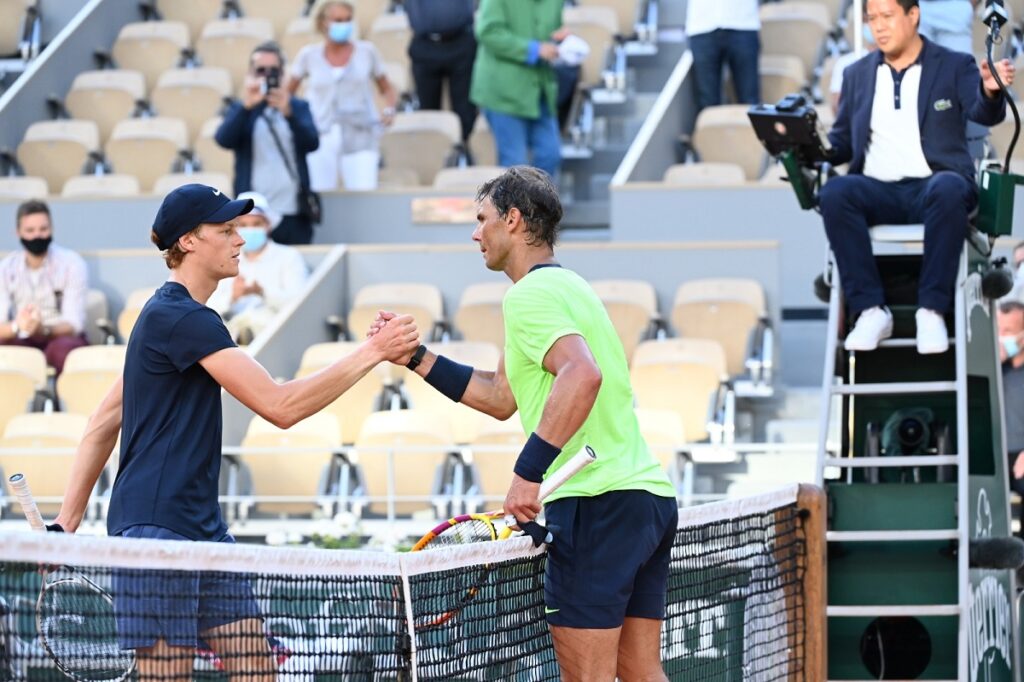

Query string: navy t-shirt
107 282 236 540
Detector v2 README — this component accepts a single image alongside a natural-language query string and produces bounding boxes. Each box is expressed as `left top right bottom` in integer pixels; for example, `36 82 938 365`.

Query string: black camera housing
264 68 281 91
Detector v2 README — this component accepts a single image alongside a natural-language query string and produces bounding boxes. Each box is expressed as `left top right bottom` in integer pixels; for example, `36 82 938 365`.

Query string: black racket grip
45 523 64 532
520 521 553 547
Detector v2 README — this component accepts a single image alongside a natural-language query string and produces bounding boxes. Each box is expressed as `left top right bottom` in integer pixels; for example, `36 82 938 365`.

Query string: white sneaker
916 308 949 354
844 306 893 351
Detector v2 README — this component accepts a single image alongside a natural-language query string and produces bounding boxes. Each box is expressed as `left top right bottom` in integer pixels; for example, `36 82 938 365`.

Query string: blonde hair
312 0 354 34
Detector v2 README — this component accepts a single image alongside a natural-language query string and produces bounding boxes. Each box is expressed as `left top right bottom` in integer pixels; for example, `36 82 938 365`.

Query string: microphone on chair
983 0 1009 42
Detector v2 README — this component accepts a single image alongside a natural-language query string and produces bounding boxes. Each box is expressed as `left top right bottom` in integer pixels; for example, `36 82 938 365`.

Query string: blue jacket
214 98 320 197
829 37 1006 180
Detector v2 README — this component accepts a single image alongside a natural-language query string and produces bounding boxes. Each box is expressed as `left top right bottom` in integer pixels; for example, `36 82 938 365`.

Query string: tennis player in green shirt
371 166 677 681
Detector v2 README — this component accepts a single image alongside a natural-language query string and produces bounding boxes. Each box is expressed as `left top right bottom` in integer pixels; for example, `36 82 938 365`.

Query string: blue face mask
328 21 353 43
239 227 268 253
1002 336 1021 359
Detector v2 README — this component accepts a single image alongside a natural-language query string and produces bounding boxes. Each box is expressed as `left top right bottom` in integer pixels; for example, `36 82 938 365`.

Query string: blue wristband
513 432 561 483
424 354 474 402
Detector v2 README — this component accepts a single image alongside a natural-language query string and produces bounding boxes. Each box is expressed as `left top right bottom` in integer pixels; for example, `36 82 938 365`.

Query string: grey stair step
831 381 957 396
827 530 959 542
824 455 959 468
875 338 954 348
827 604 960 617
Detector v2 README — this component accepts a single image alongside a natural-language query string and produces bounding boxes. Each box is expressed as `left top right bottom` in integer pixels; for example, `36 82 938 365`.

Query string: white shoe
844 306 893 351
916 308 949 354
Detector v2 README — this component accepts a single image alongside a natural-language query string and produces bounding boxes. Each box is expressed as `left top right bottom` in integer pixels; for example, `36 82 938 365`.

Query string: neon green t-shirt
502 266 676 502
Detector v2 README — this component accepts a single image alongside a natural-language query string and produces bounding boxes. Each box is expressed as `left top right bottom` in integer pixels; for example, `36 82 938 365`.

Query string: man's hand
366 313 419 364
265 86 292 118
17 304 40 337
503 474 542 529
551 27 571 42
242 75 263 109
981 58 1015 97
538 42 559 62
1015 451 1024 480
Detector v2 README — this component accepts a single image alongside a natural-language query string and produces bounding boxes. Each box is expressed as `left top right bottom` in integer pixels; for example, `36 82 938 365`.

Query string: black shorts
543 490 678 629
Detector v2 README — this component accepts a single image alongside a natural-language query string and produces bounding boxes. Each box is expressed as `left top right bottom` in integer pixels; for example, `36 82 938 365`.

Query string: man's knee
924 171 972 205
818 175 860 213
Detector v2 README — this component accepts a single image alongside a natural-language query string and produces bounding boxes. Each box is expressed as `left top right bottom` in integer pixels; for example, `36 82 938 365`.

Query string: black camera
747 94 831 164
265 68 280 91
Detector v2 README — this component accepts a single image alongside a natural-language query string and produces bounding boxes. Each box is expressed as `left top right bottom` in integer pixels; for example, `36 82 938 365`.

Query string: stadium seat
630 339 727 442
367 11 411 69
0 412 89 515
353 0 392 39
468 412 523 504
237 412 341 516
237 0 307 38
61 174 141 199
692 105 766 180
280 16 319 63
562 5 619 88
432 166 505 192
589 279 660 362
671 278 767 378
193 116 235 179
105 117 189 192
0 176 48 201
151 67 233 141
56 345 127 415
758 2 831 79
64 70 147 144
0 0 30 57
117 287 156 342
663 162 746 186
634 407 685 474
353 409 455 516
347 282 445 342
17 120 100 196
377 166 420 189
402 341 501 443
468 114 497 167
196 18 275 89
989 119 1024 163
84 289 114 345
576 0 637 38
294 342 388 444
0 347 46 435
380 111 461 185
454 281 511 349
759 54 806 106
112 21 191 91
153 171 232 196
156 0 224 43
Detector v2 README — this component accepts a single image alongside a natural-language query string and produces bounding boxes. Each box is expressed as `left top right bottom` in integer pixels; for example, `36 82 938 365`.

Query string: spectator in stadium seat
998 300 1024 534
216 41 320 246
206 192 309 345
289 0 399 192
471 0 564 178
918 0 978 55
404 0 478 142
51 184 418 679
0 199 88 375
685 0 761 111
370 167 677 681
819 0 1012 354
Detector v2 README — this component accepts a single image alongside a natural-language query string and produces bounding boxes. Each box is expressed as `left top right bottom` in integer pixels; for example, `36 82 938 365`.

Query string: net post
798 483 827 681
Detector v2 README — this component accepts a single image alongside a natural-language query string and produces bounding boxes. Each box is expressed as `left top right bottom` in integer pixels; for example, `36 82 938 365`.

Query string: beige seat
194 116 235 179
353 0 392 38
468 114 497 167
433 166 505 192
17 120 100 195
377 166 420 189
630 339 726 442
469 412 523 504
84 289 113 345
295 342 387 444
151 67 233 140
237 0 307 38
105 117 189 191
64 70 147 144
57 345 127 415
454 281 511 349
0 0 30 56
589 279 659 362
692 105 766 180
0 413 89 515
402 341 501 443
663 162 746 186
759 2 831 79
280 16 320 63
353 409 454 515
759 54 806 106
672 278 766 378
62 174 141 199
112 21 191 91
239 412 341 515
0 176 48 201
0 347 46 435
156 0 224 43
562 6 619 87
576 0 636 38
196 18 275 89
347 282 445 341
990 119 1024 162
380 111 461 185
153 171 232 196
117 287 157 341
634 408 685 473
368 11 411 69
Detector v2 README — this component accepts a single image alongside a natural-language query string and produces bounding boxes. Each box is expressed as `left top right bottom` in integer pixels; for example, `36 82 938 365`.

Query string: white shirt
0 243 88 333
207 241 309 319
863 63 934 182
685 0 760 37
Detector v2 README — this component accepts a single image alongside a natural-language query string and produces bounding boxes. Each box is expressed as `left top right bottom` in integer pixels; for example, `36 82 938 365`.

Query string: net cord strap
399 556 419 682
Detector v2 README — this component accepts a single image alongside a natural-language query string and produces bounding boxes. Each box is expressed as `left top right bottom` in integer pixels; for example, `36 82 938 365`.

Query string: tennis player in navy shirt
51 184 420 679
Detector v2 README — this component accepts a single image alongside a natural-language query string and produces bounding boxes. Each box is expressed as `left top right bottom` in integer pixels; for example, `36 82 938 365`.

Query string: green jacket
470 0 563 119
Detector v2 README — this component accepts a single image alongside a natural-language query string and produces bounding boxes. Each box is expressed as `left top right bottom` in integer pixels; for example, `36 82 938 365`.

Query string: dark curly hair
476 166 563 248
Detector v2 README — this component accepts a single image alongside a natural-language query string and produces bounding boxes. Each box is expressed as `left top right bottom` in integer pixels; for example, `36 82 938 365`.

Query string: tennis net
0 484 822 681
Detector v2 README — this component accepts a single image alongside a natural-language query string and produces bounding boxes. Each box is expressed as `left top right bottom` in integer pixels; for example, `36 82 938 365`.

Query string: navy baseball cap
152 184 254 250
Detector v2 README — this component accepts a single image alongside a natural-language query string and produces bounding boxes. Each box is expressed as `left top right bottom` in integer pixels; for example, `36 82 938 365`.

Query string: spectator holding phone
216 41 320 245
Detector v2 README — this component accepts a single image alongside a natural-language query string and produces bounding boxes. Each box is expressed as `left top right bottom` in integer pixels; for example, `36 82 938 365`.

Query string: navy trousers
818 172 976 314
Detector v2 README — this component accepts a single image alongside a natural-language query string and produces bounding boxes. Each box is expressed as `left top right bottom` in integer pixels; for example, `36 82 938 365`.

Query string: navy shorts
112 525 261 649
543 490 678 629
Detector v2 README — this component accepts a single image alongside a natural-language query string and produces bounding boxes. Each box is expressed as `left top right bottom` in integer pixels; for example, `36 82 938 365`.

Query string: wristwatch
406 344 427 371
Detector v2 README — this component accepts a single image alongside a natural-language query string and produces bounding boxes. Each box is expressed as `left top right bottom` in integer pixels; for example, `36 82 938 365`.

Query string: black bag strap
261 108 298 181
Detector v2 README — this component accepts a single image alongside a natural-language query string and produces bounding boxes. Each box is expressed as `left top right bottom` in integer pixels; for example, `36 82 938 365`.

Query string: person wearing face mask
205 192 308 345
0 199 88 375
289 0 399 192
997 300 1024 534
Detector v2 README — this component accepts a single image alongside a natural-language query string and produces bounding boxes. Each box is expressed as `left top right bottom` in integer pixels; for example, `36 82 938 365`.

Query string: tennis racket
8 474 136 682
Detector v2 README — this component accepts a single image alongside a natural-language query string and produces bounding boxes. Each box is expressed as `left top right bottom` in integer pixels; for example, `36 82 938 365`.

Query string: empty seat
17 120 100 195
663 162 746 186
239 412 341 515
0 413 89 515
156 0 224 43
672 278 767 378
347 282 445 341
237 0 307 38
0 0 30 57
194 116 235 179
380 111 461 185
151 67 233 140
454 281 511 349
589 279 659 361
468 114 497 167
433 166 505 192
105 117 189 191
353 0 392 38
62 174 141 198
759 2 831 79
759 54 806 106
634 408 685 472
367 12 411 69
562 5 619 87
990 119 1024 162
112 21 191 91
377 166 420 189
469 412 523 503
630 339 726 442
280 16 319 63
353 409 454 515
64 70 147 143
57 345 127 415
196 18 275 89
294 342 387 443
153 171 232 196
692 105 766 180
117 287 156 341
0 176 48 201
576 0 637 38
0 347 46 434
84 289 113 345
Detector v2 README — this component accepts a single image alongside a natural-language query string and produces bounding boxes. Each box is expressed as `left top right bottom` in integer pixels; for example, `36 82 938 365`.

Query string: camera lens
897 417 926 450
